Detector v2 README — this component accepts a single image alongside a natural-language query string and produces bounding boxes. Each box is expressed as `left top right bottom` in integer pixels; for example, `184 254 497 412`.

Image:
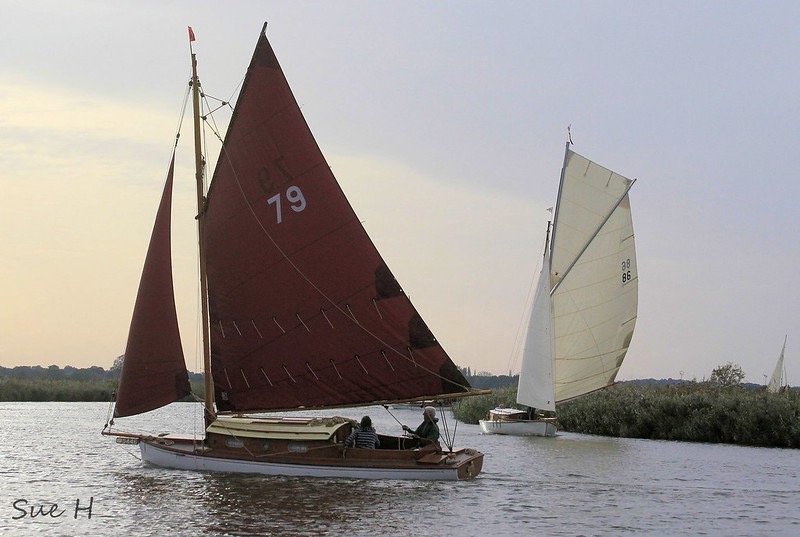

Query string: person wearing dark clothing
344 415 380 449
402 406 440 445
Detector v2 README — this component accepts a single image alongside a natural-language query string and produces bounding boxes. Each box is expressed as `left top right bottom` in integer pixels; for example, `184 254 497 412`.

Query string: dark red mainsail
115 154 190 417
203 27 469 412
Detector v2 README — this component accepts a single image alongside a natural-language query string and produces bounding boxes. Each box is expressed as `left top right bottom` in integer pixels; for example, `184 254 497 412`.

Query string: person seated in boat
402 406 440 447
344 415 380 449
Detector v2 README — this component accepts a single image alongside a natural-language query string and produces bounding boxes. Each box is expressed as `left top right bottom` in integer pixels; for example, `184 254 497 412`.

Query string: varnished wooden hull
138 438 482 480
107 415 483 480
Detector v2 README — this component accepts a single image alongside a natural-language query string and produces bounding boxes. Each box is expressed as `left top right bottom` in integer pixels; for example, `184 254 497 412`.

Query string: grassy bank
0 378 117 402
452 383 800 448
0 378 205 403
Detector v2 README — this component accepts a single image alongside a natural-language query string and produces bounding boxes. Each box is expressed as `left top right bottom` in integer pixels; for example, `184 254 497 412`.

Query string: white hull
140 441 463 481
478 419 557 437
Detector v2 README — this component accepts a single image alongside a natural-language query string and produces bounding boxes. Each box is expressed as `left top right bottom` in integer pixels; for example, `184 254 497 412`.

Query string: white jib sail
550 150 638 403
767 336 787 393
517 250 556 412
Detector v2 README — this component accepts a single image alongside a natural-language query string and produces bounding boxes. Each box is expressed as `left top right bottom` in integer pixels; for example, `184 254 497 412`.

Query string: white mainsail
517 144 638 409
551 149 638 403
767 336 787 393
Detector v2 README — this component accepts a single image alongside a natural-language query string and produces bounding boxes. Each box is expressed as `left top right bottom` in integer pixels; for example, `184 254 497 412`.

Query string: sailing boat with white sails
480 142 639 437
102 24 485 480
767 336 788 393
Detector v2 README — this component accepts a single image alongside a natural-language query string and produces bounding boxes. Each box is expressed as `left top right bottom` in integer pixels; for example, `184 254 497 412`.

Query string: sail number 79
621 258 633 284
267 186 306 224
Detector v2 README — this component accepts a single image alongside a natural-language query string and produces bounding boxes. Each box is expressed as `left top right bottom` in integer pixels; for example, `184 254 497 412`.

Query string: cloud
0 76 189 366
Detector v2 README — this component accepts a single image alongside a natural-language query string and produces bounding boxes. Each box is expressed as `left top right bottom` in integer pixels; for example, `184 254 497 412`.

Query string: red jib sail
203 27 469 412
115 154 190 417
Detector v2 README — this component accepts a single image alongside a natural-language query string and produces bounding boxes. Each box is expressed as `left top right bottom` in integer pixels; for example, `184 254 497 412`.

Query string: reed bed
453 383 800 448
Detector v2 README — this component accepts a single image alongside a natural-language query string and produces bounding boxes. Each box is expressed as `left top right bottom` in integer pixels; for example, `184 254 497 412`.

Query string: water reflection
112 464 453 536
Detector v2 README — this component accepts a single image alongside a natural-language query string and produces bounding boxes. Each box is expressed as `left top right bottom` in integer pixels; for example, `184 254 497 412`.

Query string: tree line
5 363 795 449
0 364 204 402
0 362 769 401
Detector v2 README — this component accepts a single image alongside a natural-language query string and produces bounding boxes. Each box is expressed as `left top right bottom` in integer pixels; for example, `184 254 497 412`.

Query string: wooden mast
189 29 215 423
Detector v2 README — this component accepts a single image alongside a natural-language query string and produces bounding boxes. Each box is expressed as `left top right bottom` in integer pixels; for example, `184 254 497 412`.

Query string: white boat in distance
767 336 788 393
480 143 639 437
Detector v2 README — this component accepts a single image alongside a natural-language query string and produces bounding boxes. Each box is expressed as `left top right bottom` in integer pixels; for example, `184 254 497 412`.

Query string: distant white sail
767 336 787 393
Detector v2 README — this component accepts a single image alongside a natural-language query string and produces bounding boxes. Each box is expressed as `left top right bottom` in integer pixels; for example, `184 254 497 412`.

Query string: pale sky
2 1 798 386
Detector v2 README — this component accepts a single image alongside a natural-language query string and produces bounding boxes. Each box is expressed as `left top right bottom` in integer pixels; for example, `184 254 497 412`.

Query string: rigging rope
103 391 116 430
382 403 457 451
437 402 455 452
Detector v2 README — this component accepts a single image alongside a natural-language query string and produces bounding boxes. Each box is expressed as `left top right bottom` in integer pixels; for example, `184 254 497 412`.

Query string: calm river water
1 402 798 536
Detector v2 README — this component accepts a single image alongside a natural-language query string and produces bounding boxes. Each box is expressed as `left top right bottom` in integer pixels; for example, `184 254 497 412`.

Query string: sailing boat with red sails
102 24 485 481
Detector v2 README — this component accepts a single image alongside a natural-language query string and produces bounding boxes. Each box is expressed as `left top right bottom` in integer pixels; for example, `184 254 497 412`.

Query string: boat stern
455 448 483 480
